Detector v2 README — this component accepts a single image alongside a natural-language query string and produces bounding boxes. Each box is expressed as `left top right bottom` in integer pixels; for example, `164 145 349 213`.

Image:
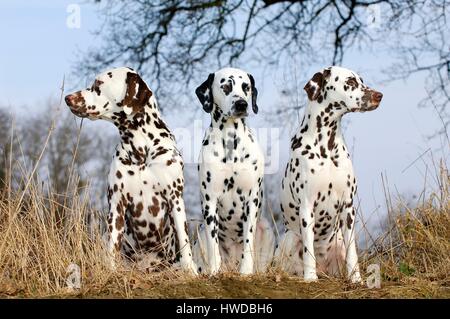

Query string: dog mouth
68 106 101 120
67 104 91 118
365 102 380 111
68 107 89 118
232 111 249 118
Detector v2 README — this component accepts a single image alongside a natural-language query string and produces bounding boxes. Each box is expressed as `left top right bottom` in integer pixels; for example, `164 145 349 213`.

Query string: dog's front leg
299 198 318 281
341 206 361 283
240 196 259 275
201 197 221 275
172 198 198 275
106 185 127 270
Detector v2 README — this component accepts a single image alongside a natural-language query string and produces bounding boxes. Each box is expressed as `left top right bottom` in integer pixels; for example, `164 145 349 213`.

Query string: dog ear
195 73 215 113
304 68 330 101
304 72 324 101
247 73 258 114
122 72 152 115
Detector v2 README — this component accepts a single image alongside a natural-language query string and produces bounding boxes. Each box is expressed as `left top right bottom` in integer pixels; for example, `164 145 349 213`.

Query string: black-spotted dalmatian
65 67 197 273
193 67 275 275
275 66 383 282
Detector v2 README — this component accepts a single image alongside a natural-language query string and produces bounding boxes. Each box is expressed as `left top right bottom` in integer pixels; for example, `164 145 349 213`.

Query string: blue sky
0 1 447 239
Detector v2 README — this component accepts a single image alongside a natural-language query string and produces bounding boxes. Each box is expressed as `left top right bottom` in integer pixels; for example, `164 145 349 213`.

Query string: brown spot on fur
115 215 124 230
134 202 144 218
149 197 160 217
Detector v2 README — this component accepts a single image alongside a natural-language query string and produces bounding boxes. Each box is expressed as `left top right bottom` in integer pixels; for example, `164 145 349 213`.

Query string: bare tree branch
77 0 449 135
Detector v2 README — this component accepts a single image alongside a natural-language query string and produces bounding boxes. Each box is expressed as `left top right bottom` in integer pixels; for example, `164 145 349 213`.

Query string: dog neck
209 106 248 133
203 106 254 162
115 102 171 165
291 100 349 160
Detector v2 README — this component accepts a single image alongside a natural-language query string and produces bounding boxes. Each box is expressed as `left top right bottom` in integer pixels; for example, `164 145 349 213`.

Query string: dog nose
65 94 74 106
372 91 383 102
234 100 248 112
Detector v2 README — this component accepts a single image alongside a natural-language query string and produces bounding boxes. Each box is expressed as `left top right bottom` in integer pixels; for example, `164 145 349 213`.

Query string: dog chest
199 161 263 195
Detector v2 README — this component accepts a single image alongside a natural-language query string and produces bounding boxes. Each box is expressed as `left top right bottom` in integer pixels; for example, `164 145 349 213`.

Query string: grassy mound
0 162 448 298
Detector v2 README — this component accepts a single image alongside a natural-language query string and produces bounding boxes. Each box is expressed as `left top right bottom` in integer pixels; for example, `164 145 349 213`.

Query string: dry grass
0 140 448 298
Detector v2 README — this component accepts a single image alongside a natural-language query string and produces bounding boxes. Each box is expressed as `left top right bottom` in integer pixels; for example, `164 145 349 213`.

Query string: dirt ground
3 272 447 299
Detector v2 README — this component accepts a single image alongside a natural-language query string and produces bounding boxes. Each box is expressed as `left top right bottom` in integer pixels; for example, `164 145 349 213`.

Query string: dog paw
207 268 220 276
349 272 362 284
207 257 221 275
303 272 318 282
190 265 199 276
239 265 254 275
182 262 199 275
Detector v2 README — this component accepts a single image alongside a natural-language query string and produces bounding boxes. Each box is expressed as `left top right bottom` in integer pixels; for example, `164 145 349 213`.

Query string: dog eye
346 78 358 87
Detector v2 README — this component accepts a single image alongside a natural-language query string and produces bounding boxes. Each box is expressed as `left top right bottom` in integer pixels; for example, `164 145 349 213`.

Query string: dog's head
195 67 258 118
65 67 153 121
304 66 383 113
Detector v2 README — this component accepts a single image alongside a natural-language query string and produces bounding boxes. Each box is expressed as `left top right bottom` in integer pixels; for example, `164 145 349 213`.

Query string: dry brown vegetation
0 124 448 298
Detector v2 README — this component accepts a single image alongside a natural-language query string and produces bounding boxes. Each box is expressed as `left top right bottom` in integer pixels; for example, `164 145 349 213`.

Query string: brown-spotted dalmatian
275 66 383 282
193 67 275 275
65 67 197 273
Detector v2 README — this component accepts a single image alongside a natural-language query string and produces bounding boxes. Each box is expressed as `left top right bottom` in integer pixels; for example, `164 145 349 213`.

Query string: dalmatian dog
276 66 383 283
193 67 275 275
65 67 197 274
